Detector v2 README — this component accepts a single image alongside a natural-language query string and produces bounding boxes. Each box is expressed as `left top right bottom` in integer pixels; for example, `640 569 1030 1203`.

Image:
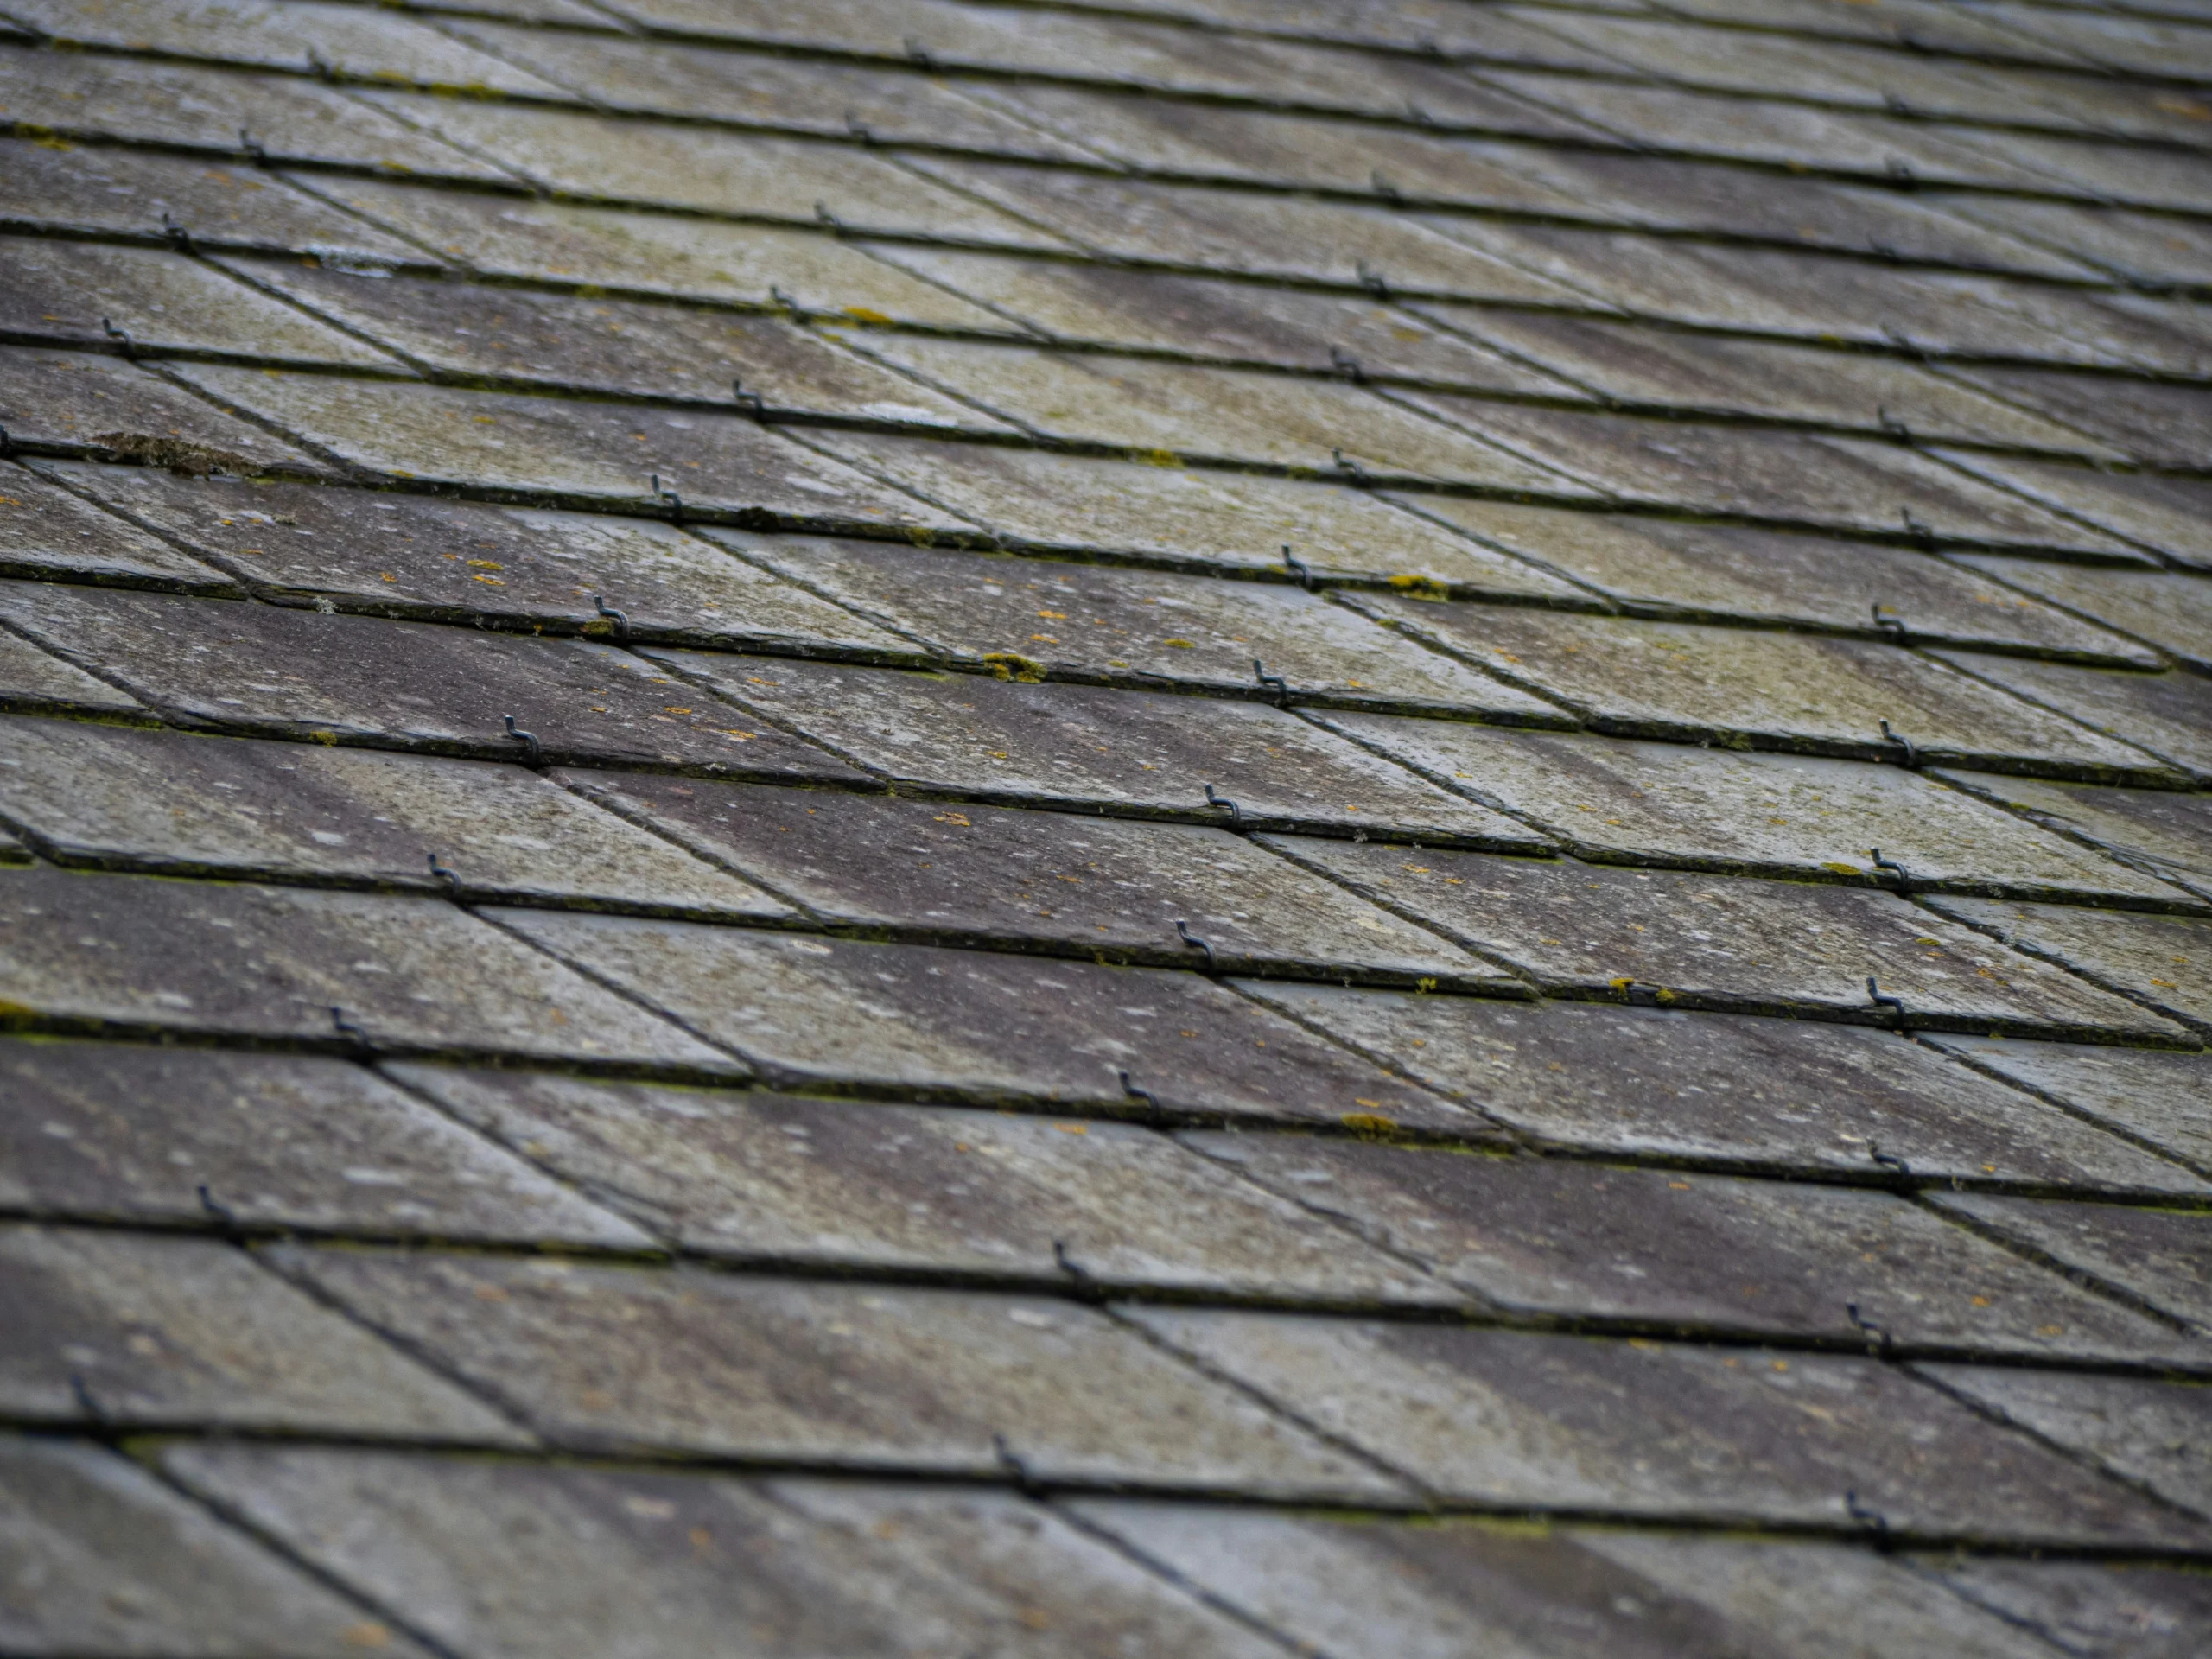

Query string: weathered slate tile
39 463 913 654
393 1067 1449 1302
704 529 1564 719
299 176 1014 329
0 1039 647 1245
493 914 1477 1129
1191 1137 2195 1363
0 43 508 177
1949 558 2212 673
556 772 1498 984
0 138 430 262
1923 1038 2212 1179
0 863 732 1068
278 1247 1404 1497
1930 1555 2212 1659
0 1224 522 1439
1236 988 2206 1194
0 238 398 368
1924 897 2212 1035
835 334 1583 490
1933 653 2212 783
361 99 1065 249
1409 499 2158 660
0 582 867 779
5 0 575 93
0 626 146 717
0 1435 426 1659
902 160 1591 301
648 651 1548 844
1073 1503 2066 1659
0 346 321 475
1921 1367 2212 1522
1934 770 2212 906
1348 599 2166 779
1939 454 2212 574
1316 717 2186 904
0 460 233 592
1128 1311 2202 1545
165 366 960 532
1266 844 2188 1039
164 1446 1291 1659
1946 365 2212 471
0 718 789 916
806 430 1586 595
1406 401 2148 554
863 245 1587 391
1929 1192 2212 1336
213 259 1002 429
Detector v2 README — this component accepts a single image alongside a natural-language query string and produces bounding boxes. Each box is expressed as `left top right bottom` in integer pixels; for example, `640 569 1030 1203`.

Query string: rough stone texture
1930 1192 2212 1336
556 772 1499 984
0 581 867 779
1190 1137 2196 1363
0 1039 648 1245
0 717 791 915
1129 1310 2202 1546
1317 715 2185 903
1938 454 2212 574
705 526 1562 718
392 1066 1448 1303
1922 1037 2212 1180
493 913 1477 1130
1266 844 2184 1039
0 1224 522 1440
0 345 322 474
1935 769 2212 906
0 1435 428 1659
1407 499 2157 660
1927 896 2212 1035
0 862 731 1068
1073 1503 2067 1659
40 461 916 654
164 1446 1291 1659
1921 1366 2212 1523
0 460 233 592
1935 652 2212 783
804 429 1590 596
1347 598 2168 779
650 650 1548 845
0 625 147 716
1951 558 2212 673
1930 1555 2212 1659
1948 365 2212 470
278 1247 1404 1497
1239 988 2206 1195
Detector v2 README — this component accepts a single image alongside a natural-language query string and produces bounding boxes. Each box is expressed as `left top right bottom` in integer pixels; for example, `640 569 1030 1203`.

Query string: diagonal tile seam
1924 900 2212 1043
1937 651 2210 785
1936 557 2212 676
1933 772 2212 908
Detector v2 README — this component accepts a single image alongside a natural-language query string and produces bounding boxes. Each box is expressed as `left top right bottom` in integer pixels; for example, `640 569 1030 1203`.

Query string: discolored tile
0 346 321 476
0 1223 523 1440
0 862 732 1068
556 772 1497 984
703 528 1563 718
1934 653 2212 783
1948 558 2212 673
0 626 145 717
1129 1310 2202 1545
1929 1192 2212 1335
393 1067 1449 1302
164 1445 1288 1659
1924 896 2212 1034
1933 770 2212 905
1938 454 2212 573
1349 599 2168 779
279 1247 1404 1497
647 650 1548 844
0 460 233 592
32 462 914 653
492 914 1478 1130
0 582 867 780
0 1039 648 1245
0 1436 429 1659
1405 500 2152 659
1236 988 2205 1194
1921 1367 2212 1522
1929 1555 2212 1659
804 430 1586 595
0 717 790 916
1944 365 2212 470
1920 1038 2212 1180
1192 1137 2196 1363
1270 843 2187 1037
1315 716 2186 903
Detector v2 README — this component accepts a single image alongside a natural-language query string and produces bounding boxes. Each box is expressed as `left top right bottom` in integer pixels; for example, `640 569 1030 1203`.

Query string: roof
3 0 2211 1652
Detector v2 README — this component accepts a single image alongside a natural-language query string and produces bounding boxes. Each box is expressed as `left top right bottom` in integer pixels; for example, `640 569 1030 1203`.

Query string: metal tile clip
427 852 461 895
1871 602 1907 642
503 714 542 765
238 126 269 163
1878 719 1918 768
1329 346 1366 383
1282 544 1315 589
1332 447 1372 485
1254 658 1291 707
1118 1070 1163 1111
1899 507 1936 548
1356 260 1391 300
649 474 683 520
1203 783 1243 828
1175 918 1217 971
1870 848 1912 895
594 595 630 639
100 317 135 359
161 212 193 252
1866 976 1910 1033
732 378 766 418
330 1006 371 1048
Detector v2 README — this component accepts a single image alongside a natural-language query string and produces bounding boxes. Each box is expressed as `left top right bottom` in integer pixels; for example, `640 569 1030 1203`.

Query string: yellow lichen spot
981 652 1046 682
1139 448 1181 467
1414 976 1438 994
1342 1111 1397 1134
341 1624 392 1649
934 811 972 827
842 306 894 325
1386 574 1450 601
1821 861 1860 875
1162 637 1197 649
466 558 503 570
1053 1122 1089 1135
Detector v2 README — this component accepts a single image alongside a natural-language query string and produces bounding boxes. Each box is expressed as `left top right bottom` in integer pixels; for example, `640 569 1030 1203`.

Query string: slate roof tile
1928 1192 2212 1337
0 461 237 593
1924 895 2212 1037
0 346 325 477
1932 652 2212 784
1932 769 2212 906
1948 368 2212 474
1932 1554 2212 1658
1919 1036 2212 1181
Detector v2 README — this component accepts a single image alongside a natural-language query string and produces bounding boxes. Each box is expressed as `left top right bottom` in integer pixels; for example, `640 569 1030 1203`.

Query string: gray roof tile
0 460 236 593
0 345 323 476
1929 1192 2212 1336
1933 653 2212 784
1923 896 2212 1036
1920 1036 2212 1179
1948 560 2212 674
1933 769 2212 906
1930 1554 2212 1658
